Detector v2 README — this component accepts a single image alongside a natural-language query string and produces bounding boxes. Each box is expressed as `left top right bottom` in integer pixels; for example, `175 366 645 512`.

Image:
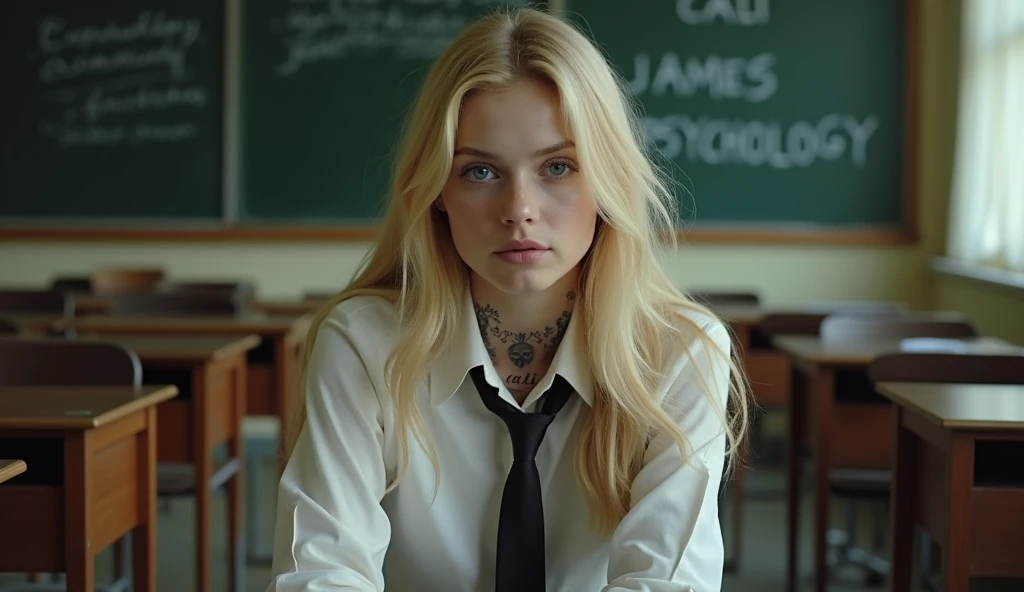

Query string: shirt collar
428 288 594 408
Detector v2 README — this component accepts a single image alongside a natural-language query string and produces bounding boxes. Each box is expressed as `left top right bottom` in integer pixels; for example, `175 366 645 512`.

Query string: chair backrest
0 318 20 335
108 293 244 317
0 338 141 386
91 267 166 295
690 291 760 307
820 313 979 345
0 290 73 316
802 300 909 315
757 301 909 337
869 353 1024 385
50 276 93 294
161 280 256 302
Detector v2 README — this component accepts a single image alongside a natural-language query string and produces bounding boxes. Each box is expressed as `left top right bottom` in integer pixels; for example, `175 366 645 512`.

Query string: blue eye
548 162 569 176
465 166 496 181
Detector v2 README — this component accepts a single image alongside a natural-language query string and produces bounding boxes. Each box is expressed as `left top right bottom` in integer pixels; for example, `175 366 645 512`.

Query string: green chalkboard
568 0 909 229
240 0 545 223
0 0 224 220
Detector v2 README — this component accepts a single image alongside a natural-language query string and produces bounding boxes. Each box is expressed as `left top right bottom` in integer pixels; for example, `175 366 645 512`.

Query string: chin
483 269 558 295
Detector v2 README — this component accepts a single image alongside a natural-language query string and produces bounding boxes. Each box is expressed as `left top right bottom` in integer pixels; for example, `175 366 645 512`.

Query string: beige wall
935 278 1024 343
0 7 962 309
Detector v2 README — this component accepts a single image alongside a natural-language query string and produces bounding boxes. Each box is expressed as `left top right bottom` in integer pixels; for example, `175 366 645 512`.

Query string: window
947 0 1024 272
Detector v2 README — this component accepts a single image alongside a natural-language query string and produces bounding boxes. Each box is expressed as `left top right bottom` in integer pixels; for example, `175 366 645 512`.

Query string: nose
501 176 537 226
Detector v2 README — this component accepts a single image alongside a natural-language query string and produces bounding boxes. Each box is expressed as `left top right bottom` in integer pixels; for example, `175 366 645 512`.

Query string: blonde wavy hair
286 6 752 533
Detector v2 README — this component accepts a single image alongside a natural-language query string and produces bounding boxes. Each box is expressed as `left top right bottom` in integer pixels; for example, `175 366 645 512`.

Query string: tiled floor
1 458 1018 591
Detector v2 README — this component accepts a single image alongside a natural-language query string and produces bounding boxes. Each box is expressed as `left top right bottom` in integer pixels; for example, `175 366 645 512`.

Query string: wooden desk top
772 336 1022 367
0 385 178 430
253 299 323 316
89 334 263 363
876 382 1024 430
57 313 313 337
0 460 27 484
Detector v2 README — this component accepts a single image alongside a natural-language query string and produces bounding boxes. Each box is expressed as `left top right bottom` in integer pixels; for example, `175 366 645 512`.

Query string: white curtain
947 0 1024 272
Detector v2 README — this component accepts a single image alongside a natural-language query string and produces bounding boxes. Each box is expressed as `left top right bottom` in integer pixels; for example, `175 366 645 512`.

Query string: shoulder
657 303 732 403
667 304 731 357
309 295 400 371
318 294 399 342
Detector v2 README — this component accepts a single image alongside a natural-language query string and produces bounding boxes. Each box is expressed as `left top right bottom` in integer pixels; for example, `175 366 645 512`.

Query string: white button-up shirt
269 293 730 592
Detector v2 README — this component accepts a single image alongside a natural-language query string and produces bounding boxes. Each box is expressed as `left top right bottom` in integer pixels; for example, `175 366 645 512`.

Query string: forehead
455 78 571 154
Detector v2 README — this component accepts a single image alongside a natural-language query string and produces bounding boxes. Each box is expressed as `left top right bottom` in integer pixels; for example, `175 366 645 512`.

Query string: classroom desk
876 382 1024 591
0 385 177 592
712 304 791 572
103 334 259 592
56 314 314 465
0 460 27 484
252 299 323 316
74 295 324 318
772 336 1021 592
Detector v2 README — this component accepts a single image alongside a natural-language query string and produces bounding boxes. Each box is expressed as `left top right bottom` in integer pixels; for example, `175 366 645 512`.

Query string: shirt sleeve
604 318 731 592
267 308 392 592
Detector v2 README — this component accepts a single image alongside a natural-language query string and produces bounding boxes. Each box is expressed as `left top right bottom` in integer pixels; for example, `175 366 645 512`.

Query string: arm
268 309 392 591
604 320 732 592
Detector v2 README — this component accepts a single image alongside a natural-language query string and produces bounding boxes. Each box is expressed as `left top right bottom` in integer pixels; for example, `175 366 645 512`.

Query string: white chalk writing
31 11 209 149
274 0 514 76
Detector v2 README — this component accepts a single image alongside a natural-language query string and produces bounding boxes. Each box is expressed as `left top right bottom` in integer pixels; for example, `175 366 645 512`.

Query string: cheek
547 186 598 244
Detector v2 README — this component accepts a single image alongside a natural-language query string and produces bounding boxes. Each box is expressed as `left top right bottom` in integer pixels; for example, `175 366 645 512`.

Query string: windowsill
931 257 1024 296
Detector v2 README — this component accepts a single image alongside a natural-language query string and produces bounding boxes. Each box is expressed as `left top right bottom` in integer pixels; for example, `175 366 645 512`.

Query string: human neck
471 272 578 399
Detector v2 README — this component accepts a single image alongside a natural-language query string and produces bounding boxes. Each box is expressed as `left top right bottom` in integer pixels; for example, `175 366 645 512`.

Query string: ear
434 196 447 212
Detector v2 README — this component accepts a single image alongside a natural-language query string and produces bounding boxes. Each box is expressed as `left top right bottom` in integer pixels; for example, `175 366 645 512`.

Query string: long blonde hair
287 7 752 533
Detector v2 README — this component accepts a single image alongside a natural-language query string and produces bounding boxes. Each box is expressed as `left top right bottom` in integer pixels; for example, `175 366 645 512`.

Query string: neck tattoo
473 291 576 369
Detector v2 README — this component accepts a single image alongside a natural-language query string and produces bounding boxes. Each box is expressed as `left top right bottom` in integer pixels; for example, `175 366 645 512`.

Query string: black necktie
469 365 574 592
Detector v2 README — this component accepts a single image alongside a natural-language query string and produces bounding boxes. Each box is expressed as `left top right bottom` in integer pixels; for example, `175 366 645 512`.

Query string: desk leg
228 358 248 592
134 407 158 592
944 434 974 592
64 432 95 592
785 366 807 592
194 366 213 592
890 409 916 592
810 369 835 592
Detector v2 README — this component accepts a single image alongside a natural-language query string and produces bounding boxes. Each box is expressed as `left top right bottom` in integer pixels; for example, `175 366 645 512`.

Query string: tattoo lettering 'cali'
473 291 576 368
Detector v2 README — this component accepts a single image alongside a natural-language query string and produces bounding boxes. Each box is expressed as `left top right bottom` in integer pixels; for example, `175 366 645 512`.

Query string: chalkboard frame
1 0 920 245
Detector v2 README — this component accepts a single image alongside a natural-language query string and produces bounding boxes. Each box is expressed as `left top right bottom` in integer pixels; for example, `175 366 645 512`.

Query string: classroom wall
0 5 961 308
935 278 1024 344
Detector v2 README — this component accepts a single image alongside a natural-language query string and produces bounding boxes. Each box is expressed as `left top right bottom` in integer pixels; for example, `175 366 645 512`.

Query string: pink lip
496 249 547 264
496 239 546 252
495 239 549 264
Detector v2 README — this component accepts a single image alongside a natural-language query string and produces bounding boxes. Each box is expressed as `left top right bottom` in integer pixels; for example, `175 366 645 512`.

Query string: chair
0 319 20 335
0 290 73 317
107 293 244 317
161 280 256 303
818 315 979 586
820 313 977 345
49 276 93 294
0 338 140 592
0 339 141 386
868 352 1024 589
90 267 165 295
756 301 908 339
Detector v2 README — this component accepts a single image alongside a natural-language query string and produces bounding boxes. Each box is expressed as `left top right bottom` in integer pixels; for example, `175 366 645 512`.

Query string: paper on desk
898 337 969 353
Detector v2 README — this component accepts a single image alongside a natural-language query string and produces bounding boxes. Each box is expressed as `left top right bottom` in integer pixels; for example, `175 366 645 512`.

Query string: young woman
268 7 750 592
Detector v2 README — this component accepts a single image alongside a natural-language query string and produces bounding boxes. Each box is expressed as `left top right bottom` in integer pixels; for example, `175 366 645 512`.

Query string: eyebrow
453 140 576 160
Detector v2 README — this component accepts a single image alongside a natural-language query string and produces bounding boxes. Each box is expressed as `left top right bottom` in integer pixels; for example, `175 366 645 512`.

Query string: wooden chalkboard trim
0 225 911 245
902 0 922 249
